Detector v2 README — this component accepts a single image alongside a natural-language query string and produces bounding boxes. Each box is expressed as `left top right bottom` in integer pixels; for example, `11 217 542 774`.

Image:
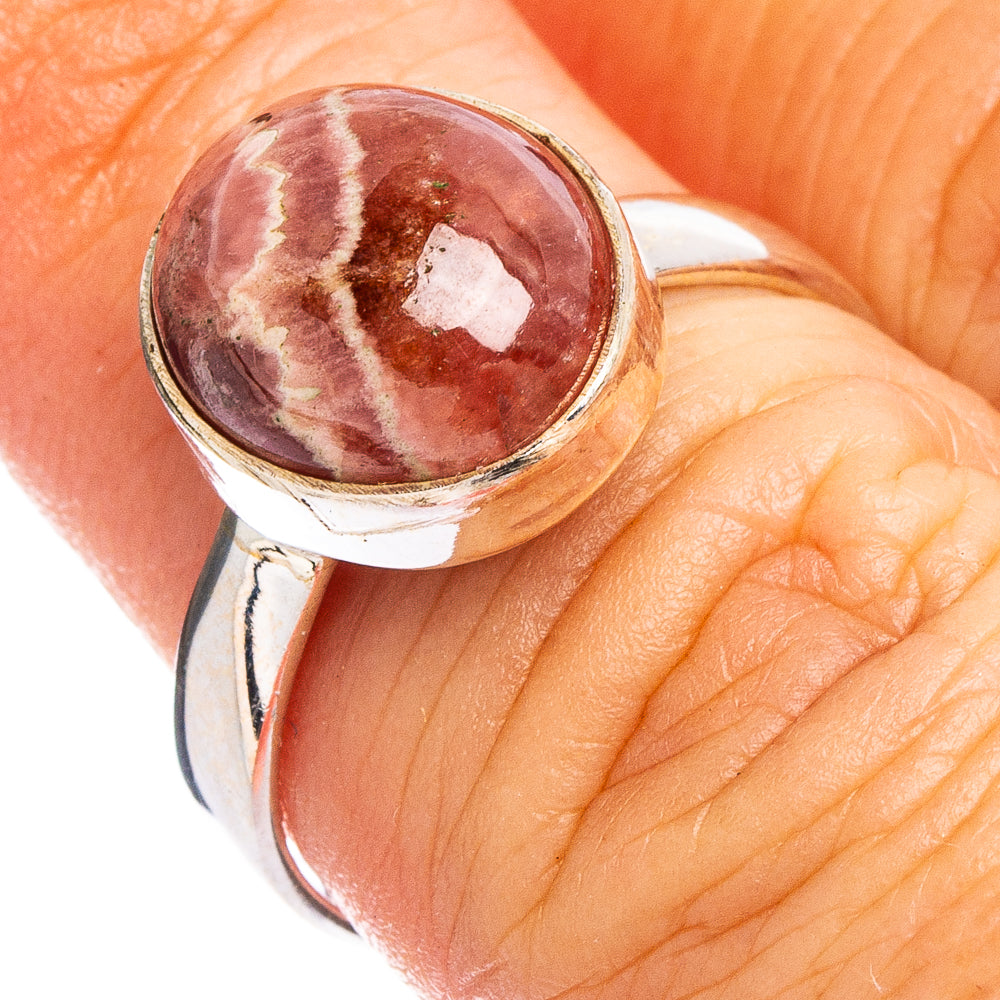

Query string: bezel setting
140 88 662 569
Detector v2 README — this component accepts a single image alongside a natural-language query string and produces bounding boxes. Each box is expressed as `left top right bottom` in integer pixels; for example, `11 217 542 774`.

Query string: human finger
9 3 1000 998
512 0 1000 404
281 288 1000 997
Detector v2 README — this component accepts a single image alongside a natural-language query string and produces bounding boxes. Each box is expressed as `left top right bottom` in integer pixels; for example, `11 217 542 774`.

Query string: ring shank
176 510 347 927
621 196 875 324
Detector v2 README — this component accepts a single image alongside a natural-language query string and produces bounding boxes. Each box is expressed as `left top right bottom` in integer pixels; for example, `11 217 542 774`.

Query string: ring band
140 85 873 928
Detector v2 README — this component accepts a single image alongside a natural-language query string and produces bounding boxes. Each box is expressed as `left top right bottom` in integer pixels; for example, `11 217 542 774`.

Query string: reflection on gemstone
402 223 533 353
152 86 614 484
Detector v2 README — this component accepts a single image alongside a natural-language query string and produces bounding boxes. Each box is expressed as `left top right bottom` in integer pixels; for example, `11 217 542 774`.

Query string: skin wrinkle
661 331 901 477
428 416 768 929
730 1 879 215
282 568 403 918
438 545 585 725
536 794 875 998
612 594 893 797
3 4 234 211
666 874 826 999
781 698 1000 955
10 92 155 261
593 746 844 973
816 779 1000 995
315 565 386 790
409 10 518 84
815 463 994 634
883 111 995 354
616 700 796 862
847 2 1000 358
664 298 995 467
472 398 865 983
368 536 612 961
350 508 992 992
380 582 456 868
286 0 436 82
542 937 663 1000
157 3 383 152
403 560 538 938
916 153 974 374
388 557 564 912
916 477 1000 617
761 2 886 236
790 703 1000 957
839 55 945 321
668 895 770 998
508 420 1000 992
442 841 503 994
803 4 894 308
714 0 771 190
661 919 767 1000
854 80 932 334
929 628 1000 730
892 877 1000 998
601 529 904 792
782 1 966 307
689 725 988 998
607 581 823 786
604 376 912 712
924 101 1000 380
742 1 881 224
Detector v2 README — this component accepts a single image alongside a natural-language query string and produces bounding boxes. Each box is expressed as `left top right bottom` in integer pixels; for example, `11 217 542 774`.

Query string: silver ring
139 84 873 928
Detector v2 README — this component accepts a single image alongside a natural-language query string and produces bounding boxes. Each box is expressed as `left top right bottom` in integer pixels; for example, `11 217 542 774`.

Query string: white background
1 464 417 999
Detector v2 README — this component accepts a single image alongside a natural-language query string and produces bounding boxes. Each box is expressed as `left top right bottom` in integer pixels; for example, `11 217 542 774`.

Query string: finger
9 3 1000 997
281 289 1000 997
0 0 670 656
511 0 1000 405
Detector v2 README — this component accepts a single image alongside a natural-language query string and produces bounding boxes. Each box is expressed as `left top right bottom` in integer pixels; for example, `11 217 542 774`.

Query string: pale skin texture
3 1 1000 997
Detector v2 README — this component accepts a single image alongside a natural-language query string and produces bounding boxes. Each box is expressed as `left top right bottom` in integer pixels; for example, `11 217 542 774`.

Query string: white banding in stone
266 94 430 480
218 128 287 343
403 223 533 352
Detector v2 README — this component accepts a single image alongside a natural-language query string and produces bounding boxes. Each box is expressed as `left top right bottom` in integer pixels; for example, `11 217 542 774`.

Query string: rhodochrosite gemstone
152 86 615 484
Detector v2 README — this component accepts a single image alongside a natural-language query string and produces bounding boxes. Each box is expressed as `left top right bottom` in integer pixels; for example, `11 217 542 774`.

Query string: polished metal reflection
176 509 344 927
621 196 875 322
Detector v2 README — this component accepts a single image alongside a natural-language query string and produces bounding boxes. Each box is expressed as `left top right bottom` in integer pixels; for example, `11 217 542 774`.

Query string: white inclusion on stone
403 224 533 352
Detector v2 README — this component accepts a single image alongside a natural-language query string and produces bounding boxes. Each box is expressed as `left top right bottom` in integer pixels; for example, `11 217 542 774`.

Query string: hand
3 2 999 997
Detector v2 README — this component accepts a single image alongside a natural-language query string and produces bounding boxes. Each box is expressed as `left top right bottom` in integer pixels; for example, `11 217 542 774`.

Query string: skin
2 0 1000 996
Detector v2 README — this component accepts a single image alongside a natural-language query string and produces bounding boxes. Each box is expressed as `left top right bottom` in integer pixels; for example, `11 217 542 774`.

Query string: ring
139 84 873 928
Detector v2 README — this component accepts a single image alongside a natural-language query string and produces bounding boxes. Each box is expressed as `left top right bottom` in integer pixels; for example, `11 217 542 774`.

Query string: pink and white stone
152 86 614 484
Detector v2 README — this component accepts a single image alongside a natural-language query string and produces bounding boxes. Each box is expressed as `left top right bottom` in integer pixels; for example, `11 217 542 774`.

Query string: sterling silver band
175 508 346 925
170 195 873 929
